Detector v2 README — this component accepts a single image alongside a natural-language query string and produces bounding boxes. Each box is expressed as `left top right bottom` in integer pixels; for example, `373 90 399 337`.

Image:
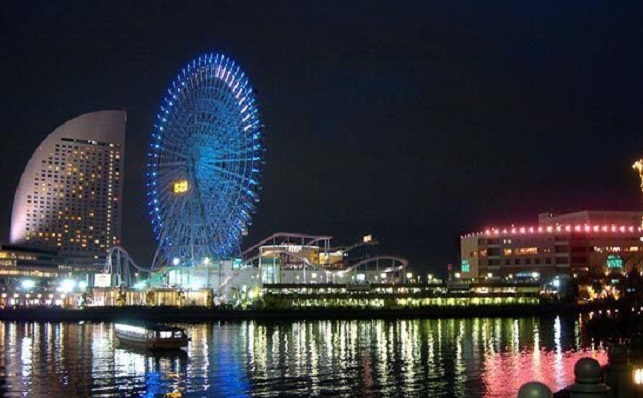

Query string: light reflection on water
0 316 607 397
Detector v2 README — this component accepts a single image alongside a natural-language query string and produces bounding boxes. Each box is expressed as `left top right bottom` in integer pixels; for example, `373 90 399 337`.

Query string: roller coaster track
241 232 333 258
247 245 407 275
103 246 151 286
338 256 408 274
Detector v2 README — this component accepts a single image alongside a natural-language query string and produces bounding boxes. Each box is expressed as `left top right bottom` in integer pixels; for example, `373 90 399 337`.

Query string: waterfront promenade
0 300 622 322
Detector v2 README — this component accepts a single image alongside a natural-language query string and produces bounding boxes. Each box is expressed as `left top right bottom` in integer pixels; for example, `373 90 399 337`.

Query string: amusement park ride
146 53 264 270
99 53 408 296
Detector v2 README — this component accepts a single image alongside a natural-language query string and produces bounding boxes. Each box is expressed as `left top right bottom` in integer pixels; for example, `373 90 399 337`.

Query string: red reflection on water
482 349 608 397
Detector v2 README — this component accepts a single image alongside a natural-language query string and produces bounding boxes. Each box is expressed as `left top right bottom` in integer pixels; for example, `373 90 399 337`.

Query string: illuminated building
155 233 408 299
0 244 63 279
250 233 407 285
10 110 126 266
259 244 325 283
460 210 643 280
0 244 97 305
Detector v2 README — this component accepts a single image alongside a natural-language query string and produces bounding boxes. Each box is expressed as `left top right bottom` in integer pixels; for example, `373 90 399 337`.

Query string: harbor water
0 316 607 397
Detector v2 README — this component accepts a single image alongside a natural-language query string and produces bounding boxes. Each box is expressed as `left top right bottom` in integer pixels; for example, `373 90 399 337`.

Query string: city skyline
1 2 642 273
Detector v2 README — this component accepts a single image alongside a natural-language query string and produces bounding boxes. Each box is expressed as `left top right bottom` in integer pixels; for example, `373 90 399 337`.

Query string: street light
60 279 75 293
634 368 643 385
21 279 36 290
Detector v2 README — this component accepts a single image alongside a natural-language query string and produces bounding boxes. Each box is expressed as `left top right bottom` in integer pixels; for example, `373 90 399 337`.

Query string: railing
517 335 643 397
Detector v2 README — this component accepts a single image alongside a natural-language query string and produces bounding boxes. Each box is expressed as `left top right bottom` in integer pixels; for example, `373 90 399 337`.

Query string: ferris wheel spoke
207 157 256 165
161 198 187 227
209 165 255 183
161 147 191 160
157 161 187 168
204 148 256 160
160 168 188 183
204 181 248 200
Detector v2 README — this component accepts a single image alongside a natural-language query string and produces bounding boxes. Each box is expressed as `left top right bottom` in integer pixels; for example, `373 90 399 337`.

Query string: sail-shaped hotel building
10 110 126 266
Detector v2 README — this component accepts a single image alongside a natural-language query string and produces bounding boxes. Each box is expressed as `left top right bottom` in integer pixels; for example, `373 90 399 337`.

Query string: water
0 316 607 397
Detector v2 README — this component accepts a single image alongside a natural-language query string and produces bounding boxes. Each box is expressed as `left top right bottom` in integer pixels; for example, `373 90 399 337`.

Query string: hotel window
488 248 500 256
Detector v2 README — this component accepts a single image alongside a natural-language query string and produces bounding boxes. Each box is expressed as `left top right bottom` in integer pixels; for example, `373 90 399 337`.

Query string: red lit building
460 211 643 281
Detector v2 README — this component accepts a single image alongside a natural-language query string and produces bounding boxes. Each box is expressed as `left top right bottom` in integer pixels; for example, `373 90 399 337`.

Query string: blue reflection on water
0 317 608 397
209 323 251 397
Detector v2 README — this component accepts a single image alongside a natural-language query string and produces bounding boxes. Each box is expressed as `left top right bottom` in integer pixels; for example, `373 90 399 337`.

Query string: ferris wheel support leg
151 246 163 272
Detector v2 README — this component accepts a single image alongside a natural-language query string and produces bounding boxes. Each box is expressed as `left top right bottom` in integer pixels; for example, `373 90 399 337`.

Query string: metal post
568 357 610 397
517 381 553 398
218 259 222 296
603 343 633 398
206 259 210 289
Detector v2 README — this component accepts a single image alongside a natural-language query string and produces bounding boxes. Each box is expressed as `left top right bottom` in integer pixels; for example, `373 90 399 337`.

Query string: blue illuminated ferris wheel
147 53 263 269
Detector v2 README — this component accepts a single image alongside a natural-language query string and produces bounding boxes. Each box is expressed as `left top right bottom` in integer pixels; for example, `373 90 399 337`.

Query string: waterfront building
0 244 100 307
161 259 259 294
258 239 408 284
254 234 407 285
258 243 333 284
261 282 540 309
460 210 643 281
2 280 540 310
10 110 126 267
0 244 63 280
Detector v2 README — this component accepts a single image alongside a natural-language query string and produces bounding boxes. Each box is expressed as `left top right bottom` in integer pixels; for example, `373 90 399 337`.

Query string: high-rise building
10 110 126 266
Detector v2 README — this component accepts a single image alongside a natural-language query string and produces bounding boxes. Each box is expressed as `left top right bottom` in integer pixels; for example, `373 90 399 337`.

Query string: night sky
1 1 642 275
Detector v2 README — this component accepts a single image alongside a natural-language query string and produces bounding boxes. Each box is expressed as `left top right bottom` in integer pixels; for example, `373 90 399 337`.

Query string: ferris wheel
147 53 264 269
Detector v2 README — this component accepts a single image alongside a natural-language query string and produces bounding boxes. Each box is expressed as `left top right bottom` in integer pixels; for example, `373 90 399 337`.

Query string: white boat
114 322 189 350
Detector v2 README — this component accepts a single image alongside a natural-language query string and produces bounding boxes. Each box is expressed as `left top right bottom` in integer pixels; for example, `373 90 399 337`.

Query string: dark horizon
1 1 642 275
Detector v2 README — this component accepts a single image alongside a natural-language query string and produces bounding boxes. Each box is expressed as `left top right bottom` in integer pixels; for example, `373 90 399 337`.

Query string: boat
114 322 190 350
